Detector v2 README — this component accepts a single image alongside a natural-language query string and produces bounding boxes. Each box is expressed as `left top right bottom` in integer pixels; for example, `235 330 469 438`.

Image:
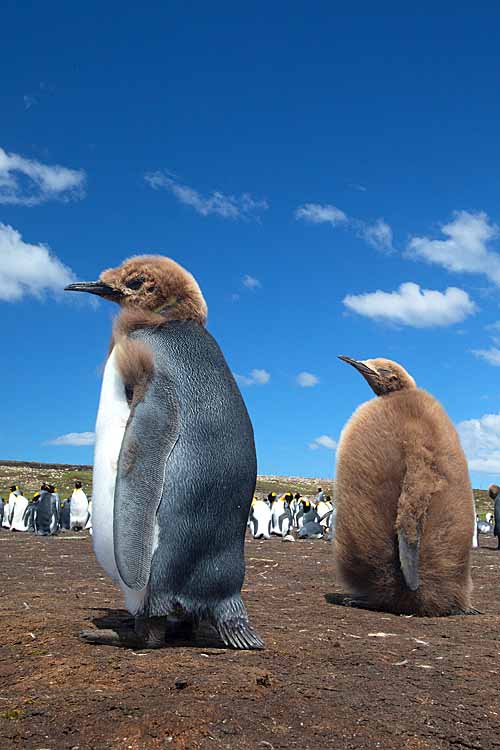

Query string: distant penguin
315 487 326 506
9 491 30 532
248 498 272 539
5 486 19 529
66 255 263 649
476 517 492 539
472 498 479 549
489 485 500 550
48 485 60 534
295 498 314 530
70 481 89 530
271 493 293 537
24 493 40 532
327 504 337 542
317 497 333 529
59 499 71 530
1 497 10 528
298 521 324 539
85 499 92 531
33 485 58 536
290 493 301 525
335 356 476 616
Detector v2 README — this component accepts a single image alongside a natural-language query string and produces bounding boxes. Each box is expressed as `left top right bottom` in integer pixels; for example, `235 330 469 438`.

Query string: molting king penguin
335 356 476 617
66 255 263 649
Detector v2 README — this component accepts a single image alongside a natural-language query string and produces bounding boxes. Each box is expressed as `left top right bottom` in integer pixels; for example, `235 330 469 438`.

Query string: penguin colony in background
0 481 91 535
247 490 336 541
66 255 263 650
335 356 477 617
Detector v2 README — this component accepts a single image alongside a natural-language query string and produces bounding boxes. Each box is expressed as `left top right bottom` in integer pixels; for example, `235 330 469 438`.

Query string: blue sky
2 2 500 488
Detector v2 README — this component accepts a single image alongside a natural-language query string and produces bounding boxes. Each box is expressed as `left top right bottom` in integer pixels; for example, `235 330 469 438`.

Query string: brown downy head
338 356 416 396
488 484 500 500
65 255 207 326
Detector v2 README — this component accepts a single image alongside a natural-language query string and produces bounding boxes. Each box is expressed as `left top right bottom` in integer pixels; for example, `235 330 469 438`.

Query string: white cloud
0 223 75 301
471 347 500 367
296 371 319 387
46 432 95 447
407 211 500 286
0 146 86 205
235 369 271 386
359 218 393 252
295 202 393 252
309 435 337 451
457 414 500 474
343 282 476 328
295 203 348 226
144 171 268 220
242 274 261 289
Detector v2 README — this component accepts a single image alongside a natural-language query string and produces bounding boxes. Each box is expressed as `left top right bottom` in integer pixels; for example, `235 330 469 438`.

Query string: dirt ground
1 531 499 750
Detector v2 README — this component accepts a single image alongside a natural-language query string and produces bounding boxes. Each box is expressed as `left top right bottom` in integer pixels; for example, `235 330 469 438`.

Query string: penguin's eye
126 276 145 290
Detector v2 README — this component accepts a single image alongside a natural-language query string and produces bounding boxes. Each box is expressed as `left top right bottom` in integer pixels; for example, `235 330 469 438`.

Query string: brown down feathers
103 254 206 405
335 377 475 617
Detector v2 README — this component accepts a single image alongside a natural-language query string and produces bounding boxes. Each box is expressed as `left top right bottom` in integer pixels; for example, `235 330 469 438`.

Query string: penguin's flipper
114 361 180 590
397 528 420 591
397 440 444 593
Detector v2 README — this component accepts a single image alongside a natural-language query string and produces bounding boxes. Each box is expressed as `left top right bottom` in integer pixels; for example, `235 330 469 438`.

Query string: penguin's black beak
64 281 123 300
338 355 377 376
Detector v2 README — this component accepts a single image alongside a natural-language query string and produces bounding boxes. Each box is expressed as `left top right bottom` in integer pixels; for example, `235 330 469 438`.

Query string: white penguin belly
70 489 89 526
10 496 29 531
93 347 147 615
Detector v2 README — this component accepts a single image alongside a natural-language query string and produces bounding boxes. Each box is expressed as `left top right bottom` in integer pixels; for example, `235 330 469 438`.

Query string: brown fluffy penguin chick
334 356 476 617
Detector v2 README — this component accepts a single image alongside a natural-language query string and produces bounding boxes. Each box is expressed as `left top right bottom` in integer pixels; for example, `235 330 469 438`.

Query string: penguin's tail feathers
211 596 264 650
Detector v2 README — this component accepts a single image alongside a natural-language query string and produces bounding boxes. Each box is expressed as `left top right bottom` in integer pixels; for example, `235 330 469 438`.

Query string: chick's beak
64 281 123 300
338 355 377 376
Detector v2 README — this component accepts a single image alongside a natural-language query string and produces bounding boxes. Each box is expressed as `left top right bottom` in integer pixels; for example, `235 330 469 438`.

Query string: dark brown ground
1 531 499 750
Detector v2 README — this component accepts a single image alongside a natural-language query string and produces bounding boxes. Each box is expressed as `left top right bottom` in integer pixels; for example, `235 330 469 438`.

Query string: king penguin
70 481 89 531
9 490 30 532
489 485 500 550
248 497 272 539
335 356 476 617
65 255 263 649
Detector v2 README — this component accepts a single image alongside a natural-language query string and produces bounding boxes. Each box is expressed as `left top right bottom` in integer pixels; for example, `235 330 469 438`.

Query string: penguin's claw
80 628 122 645
80 627 163 649
216 619 264 650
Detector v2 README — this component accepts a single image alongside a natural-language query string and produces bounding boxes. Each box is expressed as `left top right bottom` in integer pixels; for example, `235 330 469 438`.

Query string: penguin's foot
80 619 166 649
80 628 126 646
134 615 167 648
448 607 482 616
165 616 196 641
216 618 264 650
